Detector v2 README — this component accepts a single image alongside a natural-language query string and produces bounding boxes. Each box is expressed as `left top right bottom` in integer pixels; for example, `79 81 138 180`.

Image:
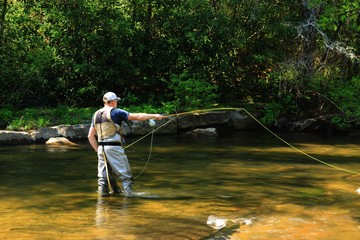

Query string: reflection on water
0 132 360 239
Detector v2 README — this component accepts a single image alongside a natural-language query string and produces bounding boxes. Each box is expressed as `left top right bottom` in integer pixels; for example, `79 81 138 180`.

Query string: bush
2 106 96 131
169 72 218 112
0 108 13 129
261 94 297 126
328 76 360 128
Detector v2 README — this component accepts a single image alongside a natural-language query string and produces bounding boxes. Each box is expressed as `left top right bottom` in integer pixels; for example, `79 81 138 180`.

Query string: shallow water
0 132 360 239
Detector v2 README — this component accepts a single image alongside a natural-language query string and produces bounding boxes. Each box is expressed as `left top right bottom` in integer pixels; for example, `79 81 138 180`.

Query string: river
0 131 360 239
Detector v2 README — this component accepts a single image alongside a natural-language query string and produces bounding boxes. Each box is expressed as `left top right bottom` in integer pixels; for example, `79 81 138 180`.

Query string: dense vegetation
0 0 359 131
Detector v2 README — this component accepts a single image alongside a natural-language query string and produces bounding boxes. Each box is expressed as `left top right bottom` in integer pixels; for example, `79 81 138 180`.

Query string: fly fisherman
88 92 163 197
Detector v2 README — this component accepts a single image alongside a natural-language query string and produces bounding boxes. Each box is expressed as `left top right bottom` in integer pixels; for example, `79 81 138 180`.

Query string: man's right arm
128 113 163 121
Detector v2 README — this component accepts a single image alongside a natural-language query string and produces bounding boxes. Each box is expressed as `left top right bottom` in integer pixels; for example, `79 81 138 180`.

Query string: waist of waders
98 142 122 146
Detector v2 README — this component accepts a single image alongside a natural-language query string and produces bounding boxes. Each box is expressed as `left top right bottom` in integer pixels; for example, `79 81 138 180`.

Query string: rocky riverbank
2 109 358 146
0 110 260 145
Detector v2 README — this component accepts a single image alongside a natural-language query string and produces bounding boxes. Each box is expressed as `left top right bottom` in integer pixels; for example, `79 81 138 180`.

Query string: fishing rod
132 107 360 177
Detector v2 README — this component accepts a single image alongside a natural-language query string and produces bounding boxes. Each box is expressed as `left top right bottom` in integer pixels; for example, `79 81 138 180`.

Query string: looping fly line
130 107 360 178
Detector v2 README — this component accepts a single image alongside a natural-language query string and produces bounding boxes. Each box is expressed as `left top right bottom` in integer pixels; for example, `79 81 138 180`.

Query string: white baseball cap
103 92 121 102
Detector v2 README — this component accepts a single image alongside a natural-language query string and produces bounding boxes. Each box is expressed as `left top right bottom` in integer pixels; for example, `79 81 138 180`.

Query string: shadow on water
1 132 360 239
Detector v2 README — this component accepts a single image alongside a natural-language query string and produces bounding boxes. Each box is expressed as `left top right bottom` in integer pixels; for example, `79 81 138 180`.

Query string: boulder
0 110 267 145
129 118 177 135
72 123 91 139
229 111 259 130
150 118 178 134
121 122 131 136
30 128 61 143
177 112 231 129
51 125 77 140
130 121 150 135
0 130 33 145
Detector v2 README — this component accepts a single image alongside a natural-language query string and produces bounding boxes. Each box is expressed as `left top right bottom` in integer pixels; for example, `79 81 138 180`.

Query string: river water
0 131 360 239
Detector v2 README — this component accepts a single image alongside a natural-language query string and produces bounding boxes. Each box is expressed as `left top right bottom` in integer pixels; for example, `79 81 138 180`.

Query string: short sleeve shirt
110 108 129 124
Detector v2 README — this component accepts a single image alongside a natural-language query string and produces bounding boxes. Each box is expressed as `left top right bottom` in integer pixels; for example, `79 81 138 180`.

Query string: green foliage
4 106 96 131
261 102 283 126
122 93 140 106
0 108 13 129
7 117 49 131
169 72 218 112
261 95 297 126
1 104 174 130
125 104 161 115
328 76 360 128
0 0 359 130
0 0 298 108
7 109 50 131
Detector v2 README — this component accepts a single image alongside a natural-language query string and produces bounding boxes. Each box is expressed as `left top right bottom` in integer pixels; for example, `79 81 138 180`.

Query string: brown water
1 132 360 240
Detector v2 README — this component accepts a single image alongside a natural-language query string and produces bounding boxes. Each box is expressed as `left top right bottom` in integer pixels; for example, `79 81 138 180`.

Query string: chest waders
96 109 121 194
101 147 113 193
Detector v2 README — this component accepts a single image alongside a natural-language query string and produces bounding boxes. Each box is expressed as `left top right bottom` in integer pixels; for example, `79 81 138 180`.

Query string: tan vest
93 107 121 140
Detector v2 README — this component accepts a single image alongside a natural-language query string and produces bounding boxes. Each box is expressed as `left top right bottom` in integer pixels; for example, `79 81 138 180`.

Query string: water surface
1 132 360 239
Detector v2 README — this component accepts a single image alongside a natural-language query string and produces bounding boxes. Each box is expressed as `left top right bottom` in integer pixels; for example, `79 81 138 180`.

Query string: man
88 92 163 197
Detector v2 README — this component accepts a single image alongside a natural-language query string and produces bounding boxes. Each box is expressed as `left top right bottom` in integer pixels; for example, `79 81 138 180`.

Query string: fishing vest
93 107 121 140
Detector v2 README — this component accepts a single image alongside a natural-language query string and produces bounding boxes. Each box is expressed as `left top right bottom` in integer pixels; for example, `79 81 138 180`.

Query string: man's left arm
88 126 98 152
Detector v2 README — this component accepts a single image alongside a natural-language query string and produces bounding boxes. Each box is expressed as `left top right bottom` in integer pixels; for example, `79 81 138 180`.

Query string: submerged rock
46 137 79 146
183 128 218 137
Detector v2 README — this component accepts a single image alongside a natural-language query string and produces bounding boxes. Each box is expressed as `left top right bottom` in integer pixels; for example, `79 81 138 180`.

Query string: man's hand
153 114 163 120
